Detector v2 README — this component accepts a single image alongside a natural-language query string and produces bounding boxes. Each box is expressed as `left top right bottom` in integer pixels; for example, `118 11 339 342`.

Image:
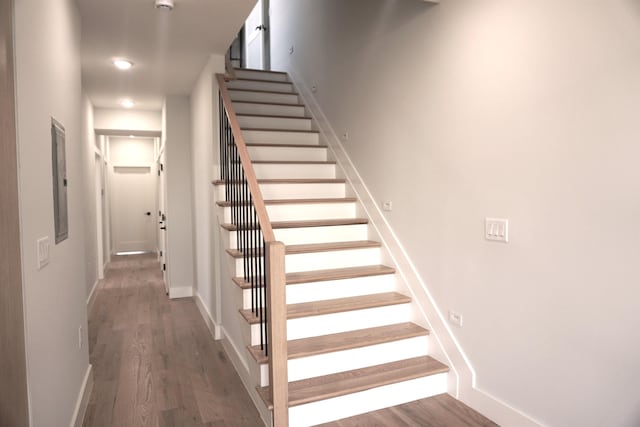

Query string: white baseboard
221 329 272 427
70 364 93 427
86 279 99 313
194 291 221 340
287 65 542 427
169 286 193 299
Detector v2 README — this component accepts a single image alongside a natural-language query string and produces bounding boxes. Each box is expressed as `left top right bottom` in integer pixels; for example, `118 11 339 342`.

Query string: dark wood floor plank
83 254 263 427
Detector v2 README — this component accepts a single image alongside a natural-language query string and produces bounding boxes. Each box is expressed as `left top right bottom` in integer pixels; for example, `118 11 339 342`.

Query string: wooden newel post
266 241 288 426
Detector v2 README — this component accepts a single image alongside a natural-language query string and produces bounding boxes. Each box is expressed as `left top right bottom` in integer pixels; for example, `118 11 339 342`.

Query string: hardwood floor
83 254 263 427
316 393 499 427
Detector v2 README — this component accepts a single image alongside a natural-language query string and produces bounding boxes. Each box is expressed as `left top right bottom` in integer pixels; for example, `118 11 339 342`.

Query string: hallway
83 254 263 426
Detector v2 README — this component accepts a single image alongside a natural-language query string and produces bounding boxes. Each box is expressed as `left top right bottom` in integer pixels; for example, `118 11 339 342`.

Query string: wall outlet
37 237 50 270
382 201 393 212
485 218 509 242
448 310 463 327
311 85 317 93
78 326 83 349
289 45 294 54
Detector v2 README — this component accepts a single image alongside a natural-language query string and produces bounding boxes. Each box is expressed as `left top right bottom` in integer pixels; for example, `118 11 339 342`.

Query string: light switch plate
37 237 50 269
382 201 393 212
448 310 463 327
485 218 509 242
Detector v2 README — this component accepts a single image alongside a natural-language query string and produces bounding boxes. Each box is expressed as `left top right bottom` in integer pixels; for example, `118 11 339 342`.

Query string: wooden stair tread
227 240 380 259
228 88 299 95
235 68 288 75
221 218 368 231
250 160 335 165
232 77 293 84
233 263 393 290
258 356 449 409
245 143 326 149
241 127 319 134
216 197 356 207
248 322 428 364
239 291 408 324
286 265 395 285
272 218 368 229
213 178 346 185
232 100 303 107
237 113 311 120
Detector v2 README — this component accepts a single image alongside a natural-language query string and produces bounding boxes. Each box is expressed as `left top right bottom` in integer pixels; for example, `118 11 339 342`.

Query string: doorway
244 0 270 70
108 137 158 254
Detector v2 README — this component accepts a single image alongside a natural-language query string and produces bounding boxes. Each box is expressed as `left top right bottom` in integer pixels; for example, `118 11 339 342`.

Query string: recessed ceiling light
113 59 133 70
155 0 174 11
120 99 135 108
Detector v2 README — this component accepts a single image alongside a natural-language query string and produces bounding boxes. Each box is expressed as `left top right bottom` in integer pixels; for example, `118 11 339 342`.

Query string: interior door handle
160 226 166 230
256 25 267 31
145 212 151 216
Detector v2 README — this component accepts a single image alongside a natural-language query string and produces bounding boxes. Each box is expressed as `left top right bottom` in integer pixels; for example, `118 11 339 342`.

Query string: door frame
0 0 30 424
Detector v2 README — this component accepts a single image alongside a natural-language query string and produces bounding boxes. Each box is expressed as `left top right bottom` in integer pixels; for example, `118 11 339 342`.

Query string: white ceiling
78 0 255 110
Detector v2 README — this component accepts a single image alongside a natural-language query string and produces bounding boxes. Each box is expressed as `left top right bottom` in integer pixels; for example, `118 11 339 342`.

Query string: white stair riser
242 130 319 146
224 225 370 250
229 90 299 104
253 163 335 180
247 145 327 162
227 79 294 93
241 274 396 309
255 335 428 387
234 70 289 82
288 246 380 272
288 303 412 342
222 224 370 249
237 115 312 131
221 202 356 223
215 182 346 201
248 303 412 345
233 102 305 117
287 336 429 382
260 182 346 200
231 246 381 278
273 224 368 246
288 373 449 427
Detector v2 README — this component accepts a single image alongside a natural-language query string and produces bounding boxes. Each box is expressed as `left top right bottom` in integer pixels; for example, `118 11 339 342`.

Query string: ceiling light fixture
113 59 133 70
120 99 135 108
155 0 174 11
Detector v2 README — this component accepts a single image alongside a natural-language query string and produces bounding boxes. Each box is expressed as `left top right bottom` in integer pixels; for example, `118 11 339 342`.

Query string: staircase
214 68 450 427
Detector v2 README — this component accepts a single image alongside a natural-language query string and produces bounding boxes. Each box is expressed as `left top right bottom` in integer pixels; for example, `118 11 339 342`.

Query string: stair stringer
285 65 542 427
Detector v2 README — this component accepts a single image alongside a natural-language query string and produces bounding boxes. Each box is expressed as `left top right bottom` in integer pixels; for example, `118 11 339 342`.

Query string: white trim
70 364 93 427
220 331 272 427
193 291 221 340
169 286 193 299
287 65 542 427
86 279 100 313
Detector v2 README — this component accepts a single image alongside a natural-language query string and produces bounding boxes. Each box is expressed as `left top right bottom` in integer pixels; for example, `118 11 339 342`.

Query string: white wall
163 96 196 297
81 95 99 297
94 108 162 131
13 0 91 424
190 54 225 334
270 1 640 426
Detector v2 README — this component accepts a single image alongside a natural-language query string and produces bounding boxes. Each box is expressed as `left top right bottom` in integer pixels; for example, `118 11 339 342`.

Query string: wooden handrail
216 73 274 242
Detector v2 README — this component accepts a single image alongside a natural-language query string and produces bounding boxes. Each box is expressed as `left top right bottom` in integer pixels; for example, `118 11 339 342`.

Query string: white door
111 165 157 253
244 0 270 69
